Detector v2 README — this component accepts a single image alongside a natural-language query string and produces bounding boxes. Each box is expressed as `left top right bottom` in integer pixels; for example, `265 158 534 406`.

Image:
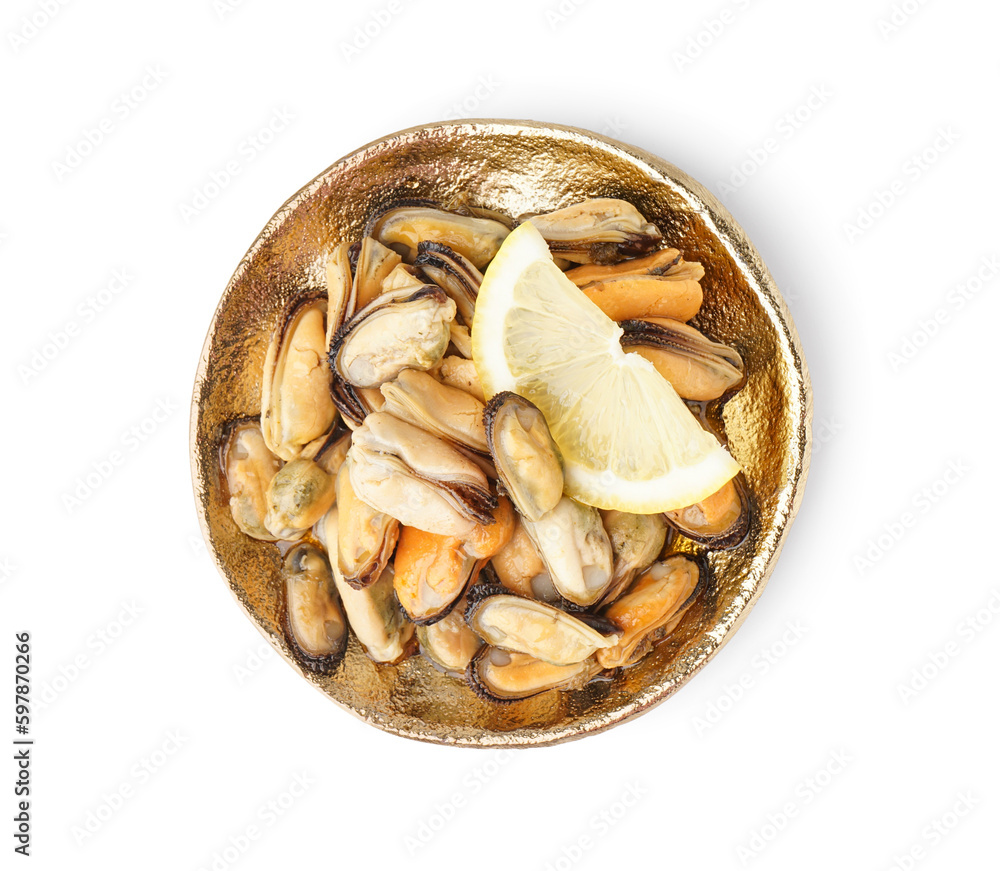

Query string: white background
2 0 997 868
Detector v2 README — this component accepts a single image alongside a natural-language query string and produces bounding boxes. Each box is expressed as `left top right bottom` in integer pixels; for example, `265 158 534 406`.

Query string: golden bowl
190 120 812 747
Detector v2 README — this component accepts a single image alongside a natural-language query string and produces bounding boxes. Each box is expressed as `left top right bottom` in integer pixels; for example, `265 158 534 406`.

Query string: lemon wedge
471 221 740 513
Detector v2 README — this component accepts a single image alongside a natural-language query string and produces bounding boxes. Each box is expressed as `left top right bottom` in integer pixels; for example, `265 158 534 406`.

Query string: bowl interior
191 120 811 746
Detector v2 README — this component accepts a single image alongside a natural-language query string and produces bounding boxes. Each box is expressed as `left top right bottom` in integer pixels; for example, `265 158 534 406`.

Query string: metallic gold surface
190 120 812 747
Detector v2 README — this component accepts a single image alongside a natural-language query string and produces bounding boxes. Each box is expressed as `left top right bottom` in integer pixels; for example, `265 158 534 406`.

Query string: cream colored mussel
380 368 489 454
330 285 456 389
522 497 614 608
598 510 669 605
417 600 483 677
467 647 602 703
525 197 662 265
222 420 282 541
369 201 510 270
347 412 497 538
335 458 399 589
261 292 339 461
484 392 563 522
465 588 620 667
489 519 560 604
620 318 744 401
597 554 702 669
282 543 347 672
264 457 337 540
435 355 485 402
315 507 414 664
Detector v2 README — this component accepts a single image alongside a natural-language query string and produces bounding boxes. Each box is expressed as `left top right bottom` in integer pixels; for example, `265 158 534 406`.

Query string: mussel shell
466 646 601 704
329 285 456 389
464 585 620 666
620 318 745 401
281 543 347 673
597 553 705 669
366 200 510 269
414 241 482 324
663 475 750 549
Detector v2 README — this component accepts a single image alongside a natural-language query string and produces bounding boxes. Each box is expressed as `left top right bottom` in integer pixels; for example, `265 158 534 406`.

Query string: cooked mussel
597 554 702 669
335 458 399 589
325 242 356 348
261 291 339 461
315 507 414 663
598 510 669 605
620 318 744 401
663 476 749 549
347 412 497 538
393 525 481 624
522 496 614 607
564 248 704 322
223 420 282 541
380 368 489 454
465 586 620 666
368 201 510 269
525 198 662 265
353 235 403 311
282 543 347 672
264 457 337 540
414 241 482 324
417 593 482 675
435 355 485 402
490 518 561 604
330 285 456 389
484 392 564 522
467 647 602 703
